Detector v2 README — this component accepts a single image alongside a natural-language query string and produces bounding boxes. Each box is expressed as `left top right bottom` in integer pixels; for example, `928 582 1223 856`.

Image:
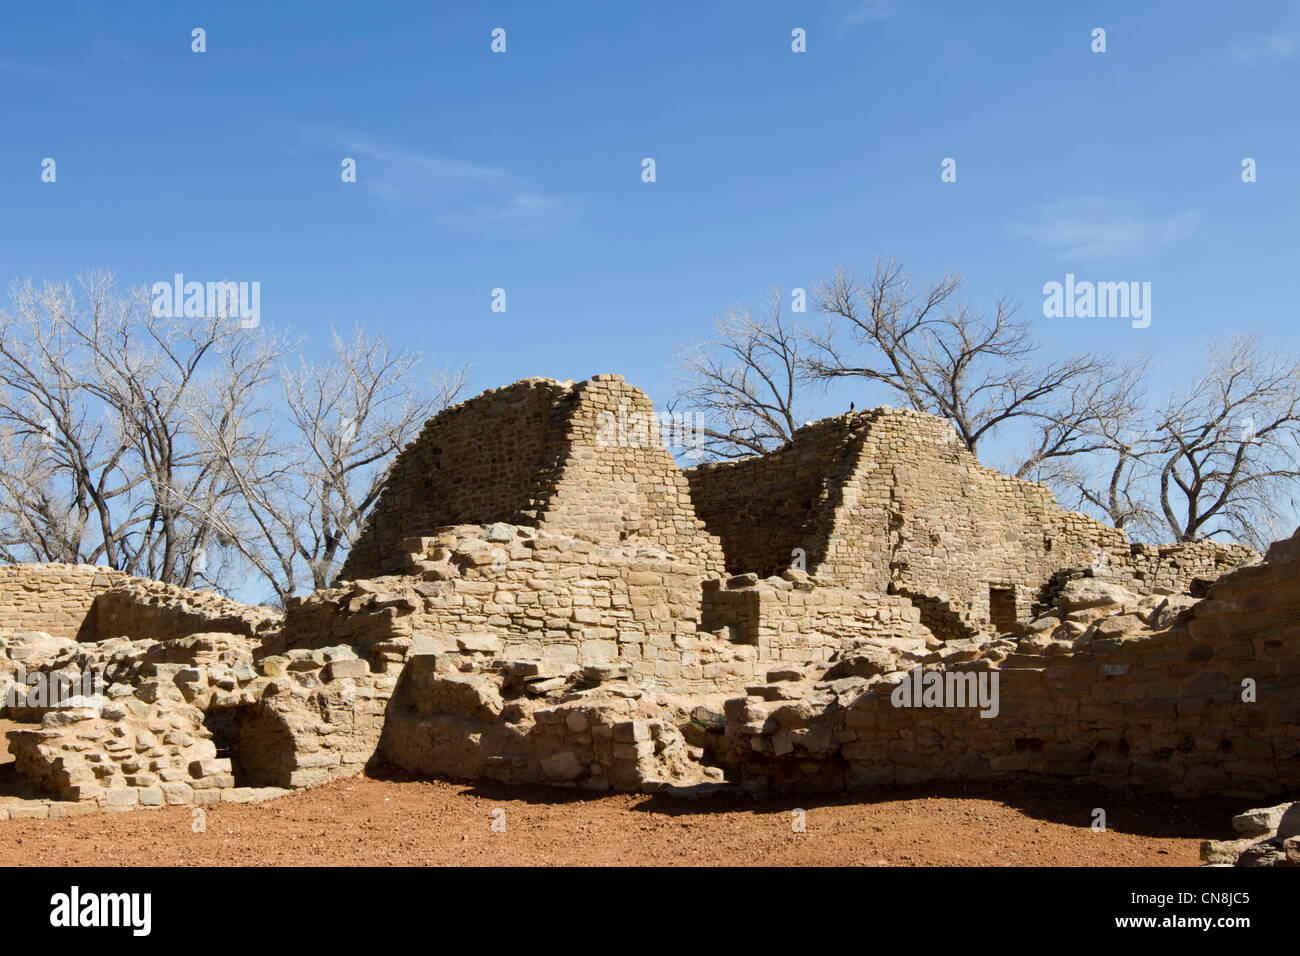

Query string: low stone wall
92 580 279 642
701 571 930 664
1124 540 1259 595
0 563 280 644
287 523 716 692
9 696 232 807
0 564 126 640
707 538 1300 799
378 647 719 791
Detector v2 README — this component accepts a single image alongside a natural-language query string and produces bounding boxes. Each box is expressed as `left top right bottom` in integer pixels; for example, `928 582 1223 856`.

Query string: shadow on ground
363 756 1254 841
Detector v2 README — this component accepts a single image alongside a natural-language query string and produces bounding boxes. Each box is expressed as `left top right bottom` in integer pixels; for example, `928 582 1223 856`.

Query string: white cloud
839 0 892 33
291 123 565 229
1008 199 1201 260
0 58 88 81
1230 33 1297 62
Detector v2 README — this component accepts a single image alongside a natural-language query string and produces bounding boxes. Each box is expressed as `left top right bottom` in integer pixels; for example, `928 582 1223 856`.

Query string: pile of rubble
1 619 395 817
1202 802 1300 866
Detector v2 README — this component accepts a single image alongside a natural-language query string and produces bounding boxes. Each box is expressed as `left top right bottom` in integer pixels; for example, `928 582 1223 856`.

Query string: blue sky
2 0 1297 467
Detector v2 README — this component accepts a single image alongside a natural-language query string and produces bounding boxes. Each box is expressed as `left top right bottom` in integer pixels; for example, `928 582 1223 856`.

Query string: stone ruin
1 373 1296 831
1202 800 1300 867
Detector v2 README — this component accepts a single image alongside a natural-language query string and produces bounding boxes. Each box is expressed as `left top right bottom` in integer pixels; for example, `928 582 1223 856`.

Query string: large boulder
1056 579 1138 613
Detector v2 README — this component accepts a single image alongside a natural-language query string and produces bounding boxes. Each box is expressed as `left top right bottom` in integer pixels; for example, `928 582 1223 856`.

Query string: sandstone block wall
534 376 726 572
0 564 128 640
9 696 230 806
685 415 862 581
289 524 721 692
0 563 279 644
92 580 278 642
710 533 1300 799
339 375 725 582
701 572 930 665
687 407 1256 629
0 376 1282 814
1123 540 1258 596
337 379 577 579
6 626 395 805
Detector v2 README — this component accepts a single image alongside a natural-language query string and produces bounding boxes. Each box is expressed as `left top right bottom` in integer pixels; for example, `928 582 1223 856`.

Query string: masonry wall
0 564 128 640
701 573 929 665
830 408 1128 622
1124 541 1258 595
338 379 577 580
685 416 862 580
535 376 725 572
0 563 279 643
340 375 725 582
291 525 720 692
92 580 278 642
687 407 1255 629
378 653 705 790
715 531 1300 799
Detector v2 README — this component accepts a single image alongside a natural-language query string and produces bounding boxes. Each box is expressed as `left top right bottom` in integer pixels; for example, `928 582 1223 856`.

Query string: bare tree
75 276 294 588
808 257 1119 460
0 275 151 572
202 326 468 602
0 423 83 563
0 271 294 591
1149 334 1300 545
0 271 469 602
1015 354 1164 534
672 287 807 458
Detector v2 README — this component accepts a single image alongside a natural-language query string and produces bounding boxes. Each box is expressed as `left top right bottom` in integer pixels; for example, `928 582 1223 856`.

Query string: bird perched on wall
849 401 855 412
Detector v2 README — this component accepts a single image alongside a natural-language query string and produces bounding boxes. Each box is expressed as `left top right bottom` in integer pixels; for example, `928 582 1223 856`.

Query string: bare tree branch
672 287 808 459
808 257 1115 460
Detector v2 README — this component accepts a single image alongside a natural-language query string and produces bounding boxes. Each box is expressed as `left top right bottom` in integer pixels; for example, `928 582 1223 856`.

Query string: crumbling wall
0 564 128 640
92 580 279 642
687 407 1255 628
0 563 279 644
378 646 719 791
709 531 1300 799
6 630 396 806
1124 540 1258 595
338 378 577 580
339 375 725 582
701 571 931 665
9 697 233 807
288 524 719 692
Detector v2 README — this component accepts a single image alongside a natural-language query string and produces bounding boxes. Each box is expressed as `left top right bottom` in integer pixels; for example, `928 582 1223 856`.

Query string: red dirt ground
0 728 1247 866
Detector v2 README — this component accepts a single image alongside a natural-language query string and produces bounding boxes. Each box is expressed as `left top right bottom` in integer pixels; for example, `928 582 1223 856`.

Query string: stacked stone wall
701 572 930 665
712 532 1300 798
687 407 1256 628
338 378 576 580
0 564 277 644
535 375 725 572
340 375 725 582
684 416 861 580
378 649 716 791
289 524 718 692
0 564 128 640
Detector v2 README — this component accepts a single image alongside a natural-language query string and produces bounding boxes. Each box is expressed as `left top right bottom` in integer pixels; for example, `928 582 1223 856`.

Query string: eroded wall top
339 375 725 581
686 405 1255 624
